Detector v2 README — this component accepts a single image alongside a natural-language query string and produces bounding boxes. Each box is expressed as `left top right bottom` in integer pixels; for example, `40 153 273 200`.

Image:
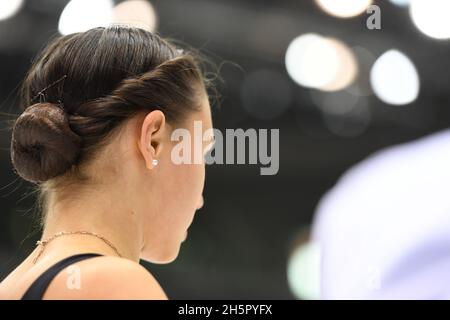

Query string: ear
138 110 166 170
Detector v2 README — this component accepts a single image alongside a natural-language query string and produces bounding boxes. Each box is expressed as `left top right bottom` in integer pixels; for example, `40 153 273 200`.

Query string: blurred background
0 0 450 299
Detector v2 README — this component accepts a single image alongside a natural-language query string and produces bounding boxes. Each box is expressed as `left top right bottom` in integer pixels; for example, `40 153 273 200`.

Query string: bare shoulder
44 256 168 300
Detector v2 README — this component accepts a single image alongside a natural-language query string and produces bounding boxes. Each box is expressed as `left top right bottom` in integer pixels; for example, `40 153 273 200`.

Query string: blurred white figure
312 129 450 299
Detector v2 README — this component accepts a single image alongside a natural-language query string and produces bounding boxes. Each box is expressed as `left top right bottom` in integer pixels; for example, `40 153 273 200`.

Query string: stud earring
152 159 158 167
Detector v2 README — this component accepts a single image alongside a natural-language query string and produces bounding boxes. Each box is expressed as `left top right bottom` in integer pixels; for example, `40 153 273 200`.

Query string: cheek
175 163 205 209
160 161 205 225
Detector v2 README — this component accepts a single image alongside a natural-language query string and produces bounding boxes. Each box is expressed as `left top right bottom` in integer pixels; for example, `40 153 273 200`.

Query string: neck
41 185 143 263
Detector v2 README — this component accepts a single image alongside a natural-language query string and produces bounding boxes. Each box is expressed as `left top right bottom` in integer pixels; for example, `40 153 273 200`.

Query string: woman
0 26 214 299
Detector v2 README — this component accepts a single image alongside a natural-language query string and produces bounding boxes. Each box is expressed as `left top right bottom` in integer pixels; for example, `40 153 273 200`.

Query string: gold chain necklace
34 231 122 264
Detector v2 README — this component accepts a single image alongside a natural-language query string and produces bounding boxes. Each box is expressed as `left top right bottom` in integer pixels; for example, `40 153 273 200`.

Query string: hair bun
11 103 82 183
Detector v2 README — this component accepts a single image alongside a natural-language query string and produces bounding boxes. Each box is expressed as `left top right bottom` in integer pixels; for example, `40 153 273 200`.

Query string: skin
0 91 213 299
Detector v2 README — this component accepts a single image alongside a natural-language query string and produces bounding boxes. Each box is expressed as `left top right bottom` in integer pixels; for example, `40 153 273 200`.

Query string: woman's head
10 26 214 263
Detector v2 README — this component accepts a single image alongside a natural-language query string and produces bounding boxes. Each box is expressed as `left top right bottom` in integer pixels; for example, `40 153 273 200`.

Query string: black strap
21 253 102 300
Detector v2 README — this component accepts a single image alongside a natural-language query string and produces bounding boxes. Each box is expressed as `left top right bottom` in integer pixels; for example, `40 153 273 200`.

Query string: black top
21 253 102 300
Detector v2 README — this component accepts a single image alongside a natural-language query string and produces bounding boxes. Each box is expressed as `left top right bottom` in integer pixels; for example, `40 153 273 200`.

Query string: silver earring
152 159 158 167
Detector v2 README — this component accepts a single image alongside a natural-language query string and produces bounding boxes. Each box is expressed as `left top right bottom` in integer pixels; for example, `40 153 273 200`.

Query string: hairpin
30 74 68 103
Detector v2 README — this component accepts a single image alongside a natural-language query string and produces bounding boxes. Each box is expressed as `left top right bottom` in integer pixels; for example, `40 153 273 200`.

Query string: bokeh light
59 0 114 35
0 0 23 21
315 0 372 18
410 0 450 39
286 34 336 89
322 98 371 137
346 46 376 97
311 90 359 115
286 34 357 91
370 49 420 105
287 241 321 300
319 38 358 92
112 0 158 32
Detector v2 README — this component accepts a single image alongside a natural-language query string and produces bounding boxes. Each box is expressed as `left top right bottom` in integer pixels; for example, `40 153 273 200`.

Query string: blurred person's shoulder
313 128 450 238
312 130 450 299
323 128 450 203
43 255 167 300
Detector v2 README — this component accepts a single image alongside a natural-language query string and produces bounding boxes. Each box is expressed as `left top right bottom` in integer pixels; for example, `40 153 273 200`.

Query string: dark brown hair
11 26 210 185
